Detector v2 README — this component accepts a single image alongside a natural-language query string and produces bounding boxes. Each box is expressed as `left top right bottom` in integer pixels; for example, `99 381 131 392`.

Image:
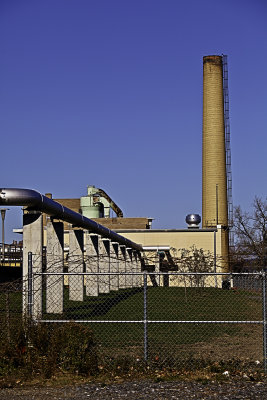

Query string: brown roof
44 197 151 230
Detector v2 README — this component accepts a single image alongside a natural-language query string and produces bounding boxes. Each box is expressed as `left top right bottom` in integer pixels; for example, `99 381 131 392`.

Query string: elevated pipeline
0 188 142 251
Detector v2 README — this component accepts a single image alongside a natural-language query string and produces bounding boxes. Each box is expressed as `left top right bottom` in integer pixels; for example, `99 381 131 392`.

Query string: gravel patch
1 380 267 399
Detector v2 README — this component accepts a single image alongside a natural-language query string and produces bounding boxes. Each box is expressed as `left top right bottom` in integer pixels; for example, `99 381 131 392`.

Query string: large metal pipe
0 188 142 251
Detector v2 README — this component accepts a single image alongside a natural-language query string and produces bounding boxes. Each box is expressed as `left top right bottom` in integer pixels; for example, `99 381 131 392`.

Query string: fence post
144 271 148 362
262 270 267 373
5 292 10 343
28 252 33 319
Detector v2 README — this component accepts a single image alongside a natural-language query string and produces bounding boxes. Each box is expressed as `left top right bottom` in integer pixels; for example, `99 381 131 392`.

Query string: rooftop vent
186 214 201 229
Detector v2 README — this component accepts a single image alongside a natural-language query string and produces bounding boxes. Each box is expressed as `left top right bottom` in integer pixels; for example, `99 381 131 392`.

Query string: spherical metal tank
185 214 201 226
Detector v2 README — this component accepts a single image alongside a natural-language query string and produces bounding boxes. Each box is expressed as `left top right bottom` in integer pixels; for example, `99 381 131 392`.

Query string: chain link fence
0 278 22 343
1 267 266 372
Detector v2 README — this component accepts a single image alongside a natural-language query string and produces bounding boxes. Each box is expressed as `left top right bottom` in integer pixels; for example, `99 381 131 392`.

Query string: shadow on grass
88 287 143 317
43 287 144 320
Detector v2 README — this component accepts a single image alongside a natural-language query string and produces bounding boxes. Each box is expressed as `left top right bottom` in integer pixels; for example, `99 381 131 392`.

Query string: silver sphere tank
186 214 201 226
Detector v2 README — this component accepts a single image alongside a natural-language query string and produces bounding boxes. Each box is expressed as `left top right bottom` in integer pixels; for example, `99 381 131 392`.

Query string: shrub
0 321 98 380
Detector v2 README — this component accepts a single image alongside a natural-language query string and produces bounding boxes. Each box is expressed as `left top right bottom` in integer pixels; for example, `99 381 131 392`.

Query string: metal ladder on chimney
222 55 234 248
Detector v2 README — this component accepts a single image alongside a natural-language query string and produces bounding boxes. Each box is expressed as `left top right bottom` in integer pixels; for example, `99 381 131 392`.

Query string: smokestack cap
203 55 222 65
186 214 201 228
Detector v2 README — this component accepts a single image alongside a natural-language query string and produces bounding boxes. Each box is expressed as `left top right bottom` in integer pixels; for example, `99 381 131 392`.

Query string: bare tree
170 246 214 290
233 196 267 269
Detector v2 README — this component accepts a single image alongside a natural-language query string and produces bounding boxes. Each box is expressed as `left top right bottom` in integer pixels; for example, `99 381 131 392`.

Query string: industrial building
41 54 231 273
1 54 232 279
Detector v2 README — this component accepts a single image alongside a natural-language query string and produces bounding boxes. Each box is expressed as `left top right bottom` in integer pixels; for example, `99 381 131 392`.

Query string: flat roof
115 228 217 233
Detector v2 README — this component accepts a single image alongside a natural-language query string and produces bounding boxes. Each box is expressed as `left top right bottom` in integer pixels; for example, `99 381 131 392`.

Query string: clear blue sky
1 0 266 242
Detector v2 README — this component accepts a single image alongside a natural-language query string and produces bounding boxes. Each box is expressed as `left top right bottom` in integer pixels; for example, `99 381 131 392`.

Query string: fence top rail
33 271 265 276
37 320 264 324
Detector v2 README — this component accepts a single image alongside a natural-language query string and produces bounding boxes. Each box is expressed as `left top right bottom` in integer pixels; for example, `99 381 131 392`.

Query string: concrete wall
115 227 224 271
114 228 225 286
115 229 219 253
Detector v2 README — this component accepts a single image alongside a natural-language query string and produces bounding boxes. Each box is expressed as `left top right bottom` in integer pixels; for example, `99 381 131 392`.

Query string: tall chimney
202 55 228 228
202 55 229 271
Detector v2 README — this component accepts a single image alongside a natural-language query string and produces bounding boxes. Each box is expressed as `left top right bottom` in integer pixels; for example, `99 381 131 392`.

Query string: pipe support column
99 239 110 293
118 245 126 289
126 248 133 288
110 242 119 291
85 233 99 297
69 229 84 301
46 220 64 314
23 212 43 318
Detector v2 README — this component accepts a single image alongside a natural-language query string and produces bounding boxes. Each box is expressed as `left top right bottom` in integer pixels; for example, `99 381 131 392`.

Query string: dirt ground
1 325 265 399
178 325 263 361
1 379 267 399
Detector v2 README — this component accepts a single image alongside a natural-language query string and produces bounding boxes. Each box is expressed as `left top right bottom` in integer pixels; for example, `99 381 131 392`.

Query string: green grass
40 286 262 351
146 286 262 321
41 286 262 321
0 286 262 352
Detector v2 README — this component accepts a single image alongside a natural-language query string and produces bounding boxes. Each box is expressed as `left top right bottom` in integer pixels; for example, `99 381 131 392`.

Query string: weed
0 320 98 382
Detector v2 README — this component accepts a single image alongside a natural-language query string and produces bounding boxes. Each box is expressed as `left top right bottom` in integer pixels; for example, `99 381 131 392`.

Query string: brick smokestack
202 55 228 228
202 55 229 271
